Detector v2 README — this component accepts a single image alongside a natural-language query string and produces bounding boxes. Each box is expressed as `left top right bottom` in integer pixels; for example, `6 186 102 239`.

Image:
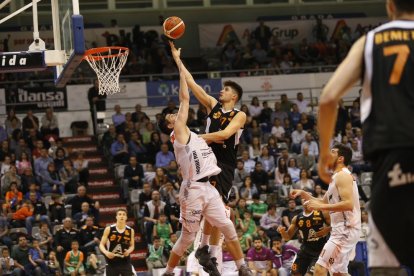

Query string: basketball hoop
84 46 129 95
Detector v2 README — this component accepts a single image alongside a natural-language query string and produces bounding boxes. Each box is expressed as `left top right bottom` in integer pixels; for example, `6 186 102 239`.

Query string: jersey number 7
383 44 410 85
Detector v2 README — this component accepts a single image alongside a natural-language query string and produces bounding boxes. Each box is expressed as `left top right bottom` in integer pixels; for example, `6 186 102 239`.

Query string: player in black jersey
316 0 414 273
277 201 331 276
169 42 249 275
99 208 135 276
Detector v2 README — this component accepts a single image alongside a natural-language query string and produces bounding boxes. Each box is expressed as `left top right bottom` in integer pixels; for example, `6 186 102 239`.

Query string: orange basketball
163 16 185 40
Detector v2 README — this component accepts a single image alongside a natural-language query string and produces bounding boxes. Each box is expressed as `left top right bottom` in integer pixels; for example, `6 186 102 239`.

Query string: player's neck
303 209 312 216
334 164 346 174
221 101 235 112
394 13 414 21
116 222 126 229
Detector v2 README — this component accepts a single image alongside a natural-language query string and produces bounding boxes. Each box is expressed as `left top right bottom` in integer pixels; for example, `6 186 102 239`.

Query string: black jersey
295 210 327 255
362 20 414 160
206 102 243 167
106 224 133 264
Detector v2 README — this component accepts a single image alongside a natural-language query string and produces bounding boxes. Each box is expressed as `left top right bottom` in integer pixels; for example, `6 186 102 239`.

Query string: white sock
200 234 210 247
209 245 220 258
165 265 174 273
235 258 246 269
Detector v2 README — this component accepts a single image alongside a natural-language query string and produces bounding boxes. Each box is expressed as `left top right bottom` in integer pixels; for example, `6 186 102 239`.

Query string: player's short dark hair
153 236 161 241
1 247 8 252
71 240 79 244
223 80 243 102
333 144 352 166
157 116 173 136
116 208 127 215
252 193 260 200
393 0 414 13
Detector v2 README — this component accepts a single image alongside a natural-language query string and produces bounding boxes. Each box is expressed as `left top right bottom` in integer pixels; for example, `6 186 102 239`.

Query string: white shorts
179 180 228 233
316 225 359 274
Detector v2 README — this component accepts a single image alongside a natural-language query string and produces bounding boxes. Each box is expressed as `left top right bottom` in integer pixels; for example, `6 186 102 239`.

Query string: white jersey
172 131 221 181
326 168 361 229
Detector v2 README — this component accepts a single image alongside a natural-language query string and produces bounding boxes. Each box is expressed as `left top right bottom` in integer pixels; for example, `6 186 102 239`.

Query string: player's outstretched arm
318 36 366 183
173 62 191 145
169 41 217 112
277 216 298 241
99 226 115 259
200 111 246 143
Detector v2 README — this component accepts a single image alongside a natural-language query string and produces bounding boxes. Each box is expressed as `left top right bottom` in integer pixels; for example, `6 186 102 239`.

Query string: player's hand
277 226 286 234
290 189 302 199
105 252 116 259
168 41 181 61
123 250 131 257
318 151 334 184
303 199 322 211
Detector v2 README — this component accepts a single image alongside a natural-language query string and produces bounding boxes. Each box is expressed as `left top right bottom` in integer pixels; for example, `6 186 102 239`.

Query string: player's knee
171 230 196 256
218 219 237 241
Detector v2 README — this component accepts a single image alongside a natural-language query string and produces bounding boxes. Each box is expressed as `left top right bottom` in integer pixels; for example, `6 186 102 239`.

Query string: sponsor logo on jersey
388 163 414 187
213 111 221 119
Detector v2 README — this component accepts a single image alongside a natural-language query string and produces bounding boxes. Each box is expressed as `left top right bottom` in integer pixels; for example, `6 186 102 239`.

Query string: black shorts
370 148 414 270
105 262 135 276
291 249 318 275
209 161 234 202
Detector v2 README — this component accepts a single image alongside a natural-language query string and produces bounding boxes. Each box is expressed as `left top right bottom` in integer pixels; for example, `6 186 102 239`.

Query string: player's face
116 210 127 222
219 86 236 103
330 148 341 169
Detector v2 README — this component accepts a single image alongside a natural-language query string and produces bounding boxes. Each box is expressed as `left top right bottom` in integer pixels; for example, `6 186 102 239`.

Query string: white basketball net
84 47 129 95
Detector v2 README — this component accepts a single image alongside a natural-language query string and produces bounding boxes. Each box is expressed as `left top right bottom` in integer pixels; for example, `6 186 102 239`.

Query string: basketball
163 16 185 40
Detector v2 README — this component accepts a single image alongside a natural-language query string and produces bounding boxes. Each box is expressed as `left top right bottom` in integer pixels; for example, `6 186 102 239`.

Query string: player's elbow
319 91 338 107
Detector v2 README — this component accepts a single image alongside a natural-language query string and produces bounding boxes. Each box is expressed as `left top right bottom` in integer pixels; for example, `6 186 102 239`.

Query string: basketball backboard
0 0 84 87
52 0 85 87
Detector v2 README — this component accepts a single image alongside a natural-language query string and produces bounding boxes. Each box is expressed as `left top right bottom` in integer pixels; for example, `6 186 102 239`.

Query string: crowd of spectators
0 107 105 275
0 18 368 85
97 88 371 274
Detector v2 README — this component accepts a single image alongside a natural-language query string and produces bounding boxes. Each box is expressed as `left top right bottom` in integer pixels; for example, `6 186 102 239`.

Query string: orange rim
84 46 129 61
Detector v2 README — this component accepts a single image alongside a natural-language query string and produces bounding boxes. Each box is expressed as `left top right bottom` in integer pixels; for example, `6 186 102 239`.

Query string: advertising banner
5 86 67 113
146 79 222 107
199 17 386 48
66 82 147 111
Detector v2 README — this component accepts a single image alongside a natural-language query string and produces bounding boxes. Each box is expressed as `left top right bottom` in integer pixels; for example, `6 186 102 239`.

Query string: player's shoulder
335 170 354 183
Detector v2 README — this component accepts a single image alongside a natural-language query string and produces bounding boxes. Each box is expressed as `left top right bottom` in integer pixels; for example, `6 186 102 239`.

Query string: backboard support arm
29 0 46 51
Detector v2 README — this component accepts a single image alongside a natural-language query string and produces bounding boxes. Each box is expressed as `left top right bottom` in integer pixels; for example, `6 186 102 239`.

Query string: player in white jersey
291 144 361 275
160 42 251 276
